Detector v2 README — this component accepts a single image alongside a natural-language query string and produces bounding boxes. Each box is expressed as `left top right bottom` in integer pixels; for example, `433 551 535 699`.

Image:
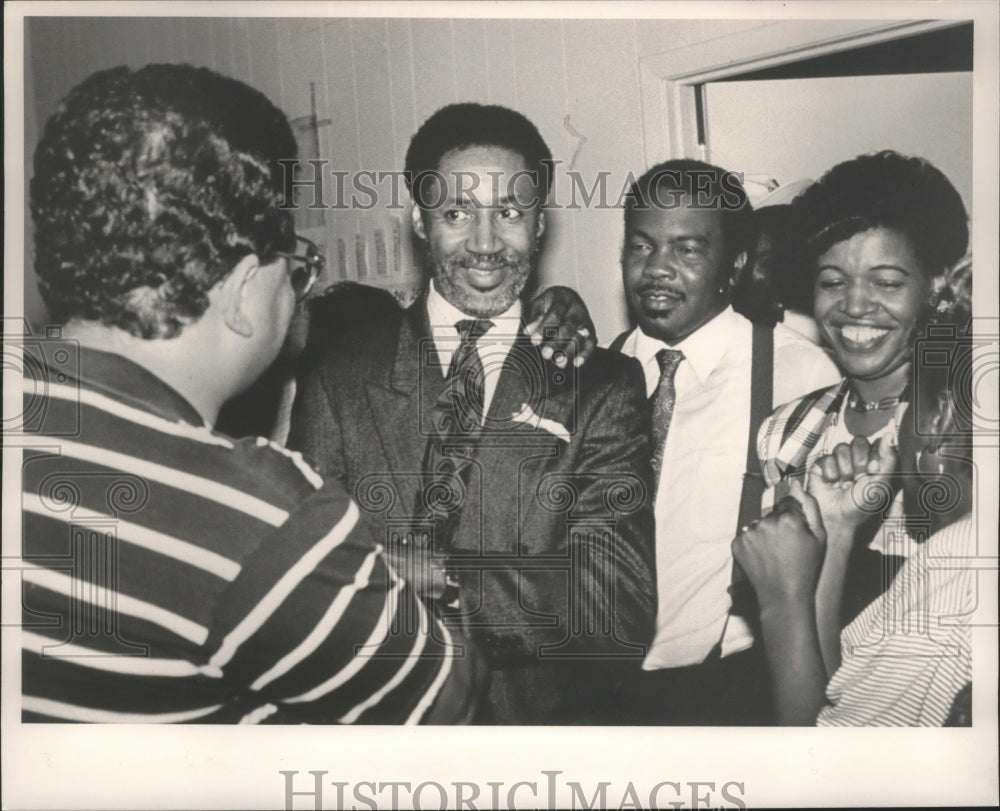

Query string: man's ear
411 205 427 240
219 254 260 338
729 250 748 288
536 209 546 239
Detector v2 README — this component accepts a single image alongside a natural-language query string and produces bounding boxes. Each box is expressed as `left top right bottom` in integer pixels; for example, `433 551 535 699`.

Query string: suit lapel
363 311 576 545
363 297 443 475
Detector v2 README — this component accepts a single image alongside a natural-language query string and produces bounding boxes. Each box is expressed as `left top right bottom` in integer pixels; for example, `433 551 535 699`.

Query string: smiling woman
813 225 931 401
756 149 970 624
800 151 967 427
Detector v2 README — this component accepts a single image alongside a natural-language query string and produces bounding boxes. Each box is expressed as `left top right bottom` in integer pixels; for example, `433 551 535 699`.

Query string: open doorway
699 23 973 210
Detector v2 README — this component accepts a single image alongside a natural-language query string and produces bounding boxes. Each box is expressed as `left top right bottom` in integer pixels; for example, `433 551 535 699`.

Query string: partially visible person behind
733 200 823 345
21 64 480 724
757 150 970 627
733 297 976 726
305 281 405 346
731 204 786 328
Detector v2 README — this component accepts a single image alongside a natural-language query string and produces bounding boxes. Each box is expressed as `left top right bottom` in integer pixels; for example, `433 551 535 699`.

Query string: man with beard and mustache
288 103 657 724
609 159 839 724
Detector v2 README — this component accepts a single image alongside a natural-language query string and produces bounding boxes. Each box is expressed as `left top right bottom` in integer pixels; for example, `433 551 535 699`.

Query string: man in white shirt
289 103 657 723
610 159 840 724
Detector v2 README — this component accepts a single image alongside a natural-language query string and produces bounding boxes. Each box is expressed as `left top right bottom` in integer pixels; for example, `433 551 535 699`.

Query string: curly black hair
31 64 297 338
623 158 754 261
792 150 969 280
403 102 553 208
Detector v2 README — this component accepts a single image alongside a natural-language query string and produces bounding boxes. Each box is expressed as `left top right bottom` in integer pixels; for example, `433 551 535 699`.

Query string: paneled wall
24 15 763 339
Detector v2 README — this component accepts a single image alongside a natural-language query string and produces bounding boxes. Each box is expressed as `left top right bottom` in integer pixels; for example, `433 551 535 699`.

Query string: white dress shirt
620 306 841 668
781 309 825 347
425 281 522 423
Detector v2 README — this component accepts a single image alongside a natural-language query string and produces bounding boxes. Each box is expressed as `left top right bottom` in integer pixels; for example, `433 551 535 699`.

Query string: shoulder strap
705 325 776 663
737 322 774 529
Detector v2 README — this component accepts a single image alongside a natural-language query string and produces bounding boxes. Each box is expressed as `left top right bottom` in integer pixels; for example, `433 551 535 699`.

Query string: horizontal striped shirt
818 516 975 726
20 347 461 723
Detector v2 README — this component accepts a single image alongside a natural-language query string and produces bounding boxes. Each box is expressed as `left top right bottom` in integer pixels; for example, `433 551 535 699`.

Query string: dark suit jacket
288 298 657 723
608 331 630 353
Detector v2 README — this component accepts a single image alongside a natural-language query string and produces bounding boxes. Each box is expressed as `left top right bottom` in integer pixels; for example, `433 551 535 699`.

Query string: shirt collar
425 280 523 338
54 346 207 426
630 305 741 383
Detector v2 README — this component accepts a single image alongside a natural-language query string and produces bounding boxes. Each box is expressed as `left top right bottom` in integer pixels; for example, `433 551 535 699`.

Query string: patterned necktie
650 348 684 482
412 318 493 612
420 317 494 522
448 318 494 432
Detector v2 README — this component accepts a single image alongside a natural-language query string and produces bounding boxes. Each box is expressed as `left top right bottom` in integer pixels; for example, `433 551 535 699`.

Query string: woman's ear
220 254 260 338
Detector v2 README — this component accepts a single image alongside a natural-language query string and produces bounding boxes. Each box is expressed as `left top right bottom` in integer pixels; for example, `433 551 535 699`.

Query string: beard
431 250 534 317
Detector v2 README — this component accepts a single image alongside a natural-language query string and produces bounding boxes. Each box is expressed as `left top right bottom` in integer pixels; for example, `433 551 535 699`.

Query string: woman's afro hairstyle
792 150 968 280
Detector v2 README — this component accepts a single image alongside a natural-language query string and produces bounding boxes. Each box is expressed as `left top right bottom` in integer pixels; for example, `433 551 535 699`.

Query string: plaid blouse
757 378 911 555
757 379 850 512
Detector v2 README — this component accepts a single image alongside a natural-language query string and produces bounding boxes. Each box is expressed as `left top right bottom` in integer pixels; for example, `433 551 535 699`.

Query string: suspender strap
738 323 774 529
729 322 773 618
704 323 775 662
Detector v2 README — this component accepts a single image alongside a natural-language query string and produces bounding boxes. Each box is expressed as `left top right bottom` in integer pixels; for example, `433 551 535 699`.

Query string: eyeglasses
277 235 324 302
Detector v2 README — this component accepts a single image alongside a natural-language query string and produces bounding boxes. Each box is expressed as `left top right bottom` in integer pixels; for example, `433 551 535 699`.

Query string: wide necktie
650 348 684 482
448 318 494 432
412 318 494 612
419 317 494 523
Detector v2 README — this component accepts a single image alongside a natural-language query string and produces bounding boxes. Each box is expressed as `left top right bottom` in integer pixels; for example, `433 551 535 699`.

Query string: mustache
448 253 531 271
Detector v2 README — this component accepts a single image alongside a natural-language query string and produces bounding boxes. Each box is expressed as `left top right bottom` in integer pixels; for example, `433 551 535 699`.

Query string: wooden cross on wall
289 82 332 230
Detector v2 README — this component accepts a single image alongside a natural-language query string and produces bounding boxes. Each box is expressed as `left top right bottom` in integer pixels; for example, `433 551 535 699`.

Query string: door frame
638 18 967 167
